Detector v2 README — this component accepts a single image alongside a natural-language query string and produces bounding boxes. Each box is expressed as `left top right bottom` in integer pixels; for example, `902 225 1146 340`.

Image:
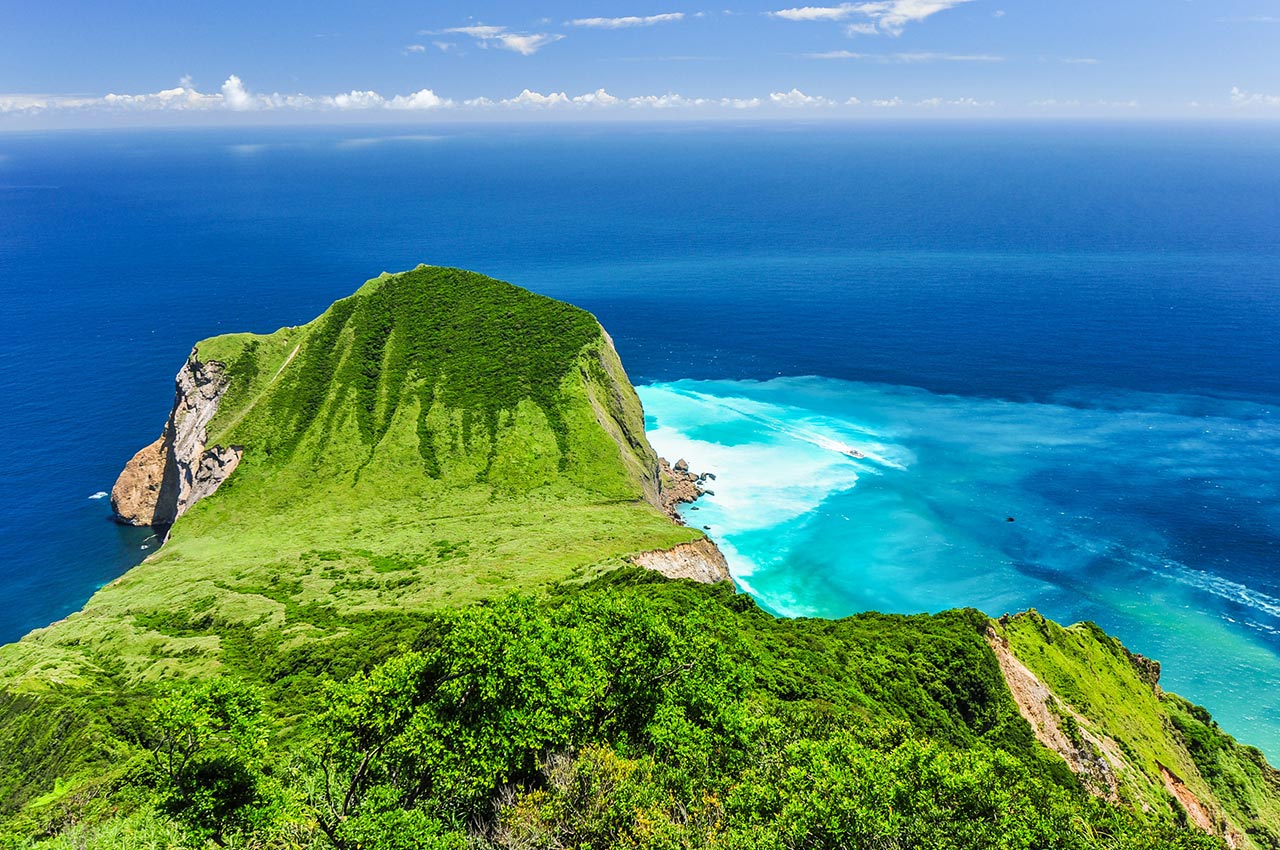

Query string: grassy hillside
1000 612 1280 848
1 267 698 692
1 574 1232 849
0 266 1276 848
0 267 700 830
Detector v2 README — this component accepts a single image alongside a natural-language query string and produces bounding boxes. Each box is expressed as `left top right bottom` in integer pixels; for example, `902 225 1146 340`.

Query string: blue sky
2 0 1279 125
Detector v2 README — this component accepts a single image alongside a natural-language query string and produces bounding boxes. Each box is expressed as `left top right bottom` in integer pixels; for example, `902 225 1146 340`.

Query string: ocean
2 122 1278 755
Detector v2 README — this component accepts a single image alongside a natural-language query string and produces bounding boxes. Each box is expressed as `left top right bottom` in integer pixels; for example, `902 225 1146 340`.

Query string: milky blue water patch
2 124 1279 761
639 377 1280 758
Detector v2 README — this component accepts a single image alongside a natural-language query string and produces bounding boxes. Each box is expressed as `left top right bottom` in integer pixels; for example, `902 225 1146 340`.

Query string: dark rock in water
1006 516 1016 522
674 458 690 473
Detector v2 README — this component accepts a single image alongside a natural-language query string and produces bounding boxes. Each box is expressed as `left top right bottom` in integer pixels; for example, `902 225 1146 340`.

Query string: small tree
147 678 264 845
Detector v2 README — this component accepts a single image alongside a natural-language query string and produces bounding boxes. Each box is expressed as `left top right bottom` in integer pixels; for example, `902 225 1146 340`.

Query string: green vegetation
1001 612 1280 848
0 266 1275 848
0 267 693 690
0 574 1230 848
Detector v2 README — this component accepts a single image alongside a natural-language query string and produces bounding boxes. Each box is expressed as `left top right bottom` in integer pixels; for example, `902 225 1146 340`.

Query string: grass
1 266 1276 846
1000 611 1280 848
0 266 696 691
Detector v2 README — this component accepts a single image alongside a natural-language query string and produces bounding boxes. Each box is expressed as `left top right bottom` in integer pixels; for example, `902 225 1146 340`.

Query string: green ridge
1 267 1277 848
0 266 697 692
1001 612 1280 848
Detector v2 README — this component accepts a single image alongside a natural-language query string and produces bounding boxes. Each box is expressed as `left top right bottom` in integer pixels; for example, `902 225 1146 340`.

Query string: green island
2 266 1278 849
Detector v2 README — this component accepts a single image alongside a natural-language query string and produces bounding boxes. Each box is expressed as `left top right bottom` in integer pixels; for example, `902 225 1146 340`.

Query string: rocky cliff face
656 457 715 523
629 538 733 584
110 352 241 529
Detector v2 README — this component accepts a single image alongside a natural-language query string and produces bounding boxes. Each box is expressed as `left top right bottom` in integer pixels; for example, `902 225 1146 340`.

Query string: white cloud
569 13 685 28
918 96 994 107
0 94 54 112
899 51 1000 62
771 5 857 21
629 93 707 107
1 76 1003 119
485 89 732 110
1230 86 1280 107
1061 57 1099 65
442 25 564 55
0 76 454 115
388 89 449 110
769 88 833 106
807 50 1001 61
499 32 565 55
102 85 221 111
769 0 973 35
573 88 621 105
504 89 571 106
404 44 427 53
330 90 386 109
220 75 256 110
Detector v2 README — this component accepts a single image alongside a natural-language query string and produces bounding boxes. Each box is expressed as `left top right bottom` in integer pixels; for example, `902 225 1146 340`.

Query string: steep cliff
2 266 716 690
110 354 241 529
993 611 1280 849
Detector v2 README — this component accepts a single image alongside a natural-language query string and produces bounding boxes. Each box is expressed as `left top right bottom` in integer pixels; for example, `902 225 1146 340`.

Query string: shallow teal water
2 125 1278 759
639 378 1280 758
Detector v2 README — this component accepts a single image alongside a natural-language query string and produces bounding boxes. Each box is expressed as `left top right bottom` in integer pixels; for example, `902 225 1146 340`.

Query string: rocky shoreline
657 457 715 523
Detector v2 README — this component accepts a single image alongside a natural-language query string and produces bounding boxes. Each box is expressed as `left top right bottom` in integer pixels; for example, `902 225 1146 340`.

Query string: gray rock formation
111 351 242 530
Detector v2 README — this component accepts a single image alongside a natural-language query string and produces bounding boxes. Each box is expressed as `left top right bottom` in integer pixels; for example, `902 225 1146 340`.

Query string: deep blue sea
2 123 1279 755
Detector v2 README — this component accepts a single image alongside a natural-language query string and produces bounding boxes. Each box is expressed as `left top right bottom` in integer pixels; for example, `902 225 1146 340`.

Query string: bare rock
110 350 241 533
658 457 707 523
629 538 733 584
110 436 168 526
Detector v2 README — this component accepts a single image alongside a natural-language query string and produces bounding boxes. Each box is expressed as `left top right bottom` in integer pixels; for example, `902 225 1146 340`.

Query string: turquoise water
640 378 1280 756
2 124 1278 757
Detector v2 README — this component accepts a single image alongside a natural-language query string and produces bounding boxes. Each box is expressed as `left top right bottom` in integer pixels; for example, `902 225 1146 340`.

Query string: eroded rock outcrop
657 457 715 523
110 436 168 526
111 352 241 529
985 626 1123 801
629 538 733 584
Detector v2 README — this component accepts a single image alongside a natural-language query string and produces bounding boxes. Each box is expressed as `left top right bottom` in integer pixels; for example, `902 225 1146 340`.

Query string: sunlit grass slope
1002 612 1280 848
1 266 699 689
